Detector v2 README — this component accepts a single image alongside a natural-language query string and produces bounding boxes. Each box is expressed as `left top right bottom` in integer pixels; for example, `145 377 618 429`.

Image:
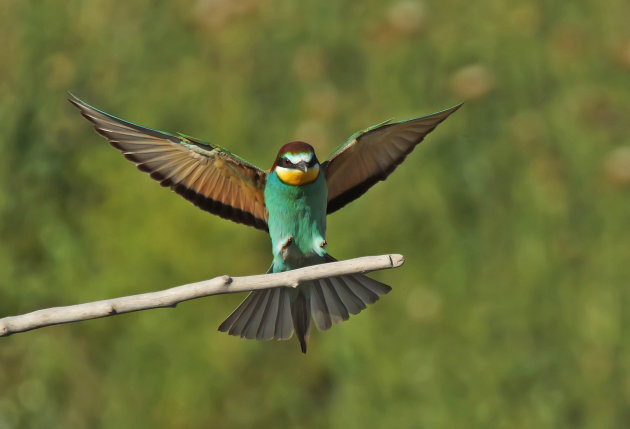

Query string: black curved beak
295 161 309 173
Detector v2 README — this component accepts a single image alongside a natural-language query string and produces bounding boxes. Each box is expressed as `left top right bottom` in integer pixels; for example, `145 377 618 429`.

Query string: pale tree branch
0 254 404 337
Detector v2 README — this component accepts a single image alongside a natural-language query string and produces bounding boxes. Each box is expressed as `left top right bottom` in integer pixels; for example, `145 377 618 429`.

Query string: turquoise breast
264 171 327 271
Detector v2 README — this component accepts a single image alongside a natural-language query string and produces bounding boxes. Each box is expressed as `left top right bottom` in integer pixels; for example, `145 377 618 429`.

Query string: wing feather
323 104 462 213
70 95 268 231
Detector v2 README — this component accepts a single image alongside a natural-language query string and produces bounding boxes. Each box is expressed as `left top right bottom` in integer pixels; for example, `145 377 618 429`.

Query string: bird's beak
296 161 309 173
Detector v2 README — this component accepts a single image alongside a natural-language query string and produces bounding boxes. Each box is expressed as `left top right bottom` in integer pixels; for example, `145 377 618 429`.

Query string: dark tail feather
310 254 391 331
218 288 294 341
291 290 311 354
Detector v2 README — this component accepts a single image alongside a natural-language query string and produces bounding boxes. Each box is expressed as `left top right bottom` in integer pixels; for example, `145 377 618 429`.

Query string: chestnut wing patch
323 104 462 214
70 95 268 231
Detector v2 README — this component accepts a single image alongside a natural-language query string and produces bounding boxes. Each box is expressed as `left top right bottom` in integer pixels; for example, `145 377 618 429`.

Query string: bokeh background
1 0 630 427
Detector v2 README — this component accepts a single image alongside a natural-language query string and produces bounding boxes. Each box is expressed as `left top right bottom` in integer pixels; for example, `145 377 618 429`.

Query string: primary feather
323 104 462 213
69 94 269 231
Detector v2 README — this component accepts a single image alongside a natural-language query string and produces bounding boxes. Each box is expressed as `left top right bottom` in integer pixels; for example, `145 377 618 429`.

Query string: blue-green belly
264 171 328 272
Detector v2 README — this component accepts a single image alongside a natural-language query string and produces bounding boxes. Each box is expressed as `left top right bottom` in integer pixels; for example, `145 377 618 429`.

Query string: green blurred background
1 0 630 427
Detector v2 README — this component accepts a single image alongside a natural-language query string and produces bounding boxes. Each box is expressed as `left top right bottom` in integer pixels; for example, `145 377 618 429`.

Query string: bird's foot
280 236 294 261
281 236 294 251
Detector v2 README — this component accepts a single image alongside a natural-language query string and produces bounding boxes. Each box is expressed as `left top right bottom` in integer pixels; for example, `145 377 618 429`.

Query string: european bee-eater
70 95 460 353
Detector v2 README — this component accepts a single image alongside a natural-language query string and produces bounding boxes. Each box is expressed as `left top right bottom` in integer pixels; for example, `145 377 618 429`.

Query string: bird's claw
281 236 294 251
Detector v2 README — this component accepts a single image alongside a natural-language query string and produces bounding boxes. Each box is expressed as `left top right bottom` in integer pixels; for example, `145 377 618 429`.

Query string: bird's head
271 141 320 186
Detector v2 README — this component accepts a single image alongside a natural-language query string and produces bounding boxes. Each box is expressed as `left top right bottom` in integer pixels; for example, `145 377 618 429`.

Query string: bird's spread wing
322 104 462 214
69 95 268 231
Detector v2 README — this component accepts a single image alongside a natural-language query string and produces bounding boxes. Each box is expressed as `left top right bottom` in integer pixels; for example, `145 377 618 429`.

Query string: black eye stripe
278 155 318 168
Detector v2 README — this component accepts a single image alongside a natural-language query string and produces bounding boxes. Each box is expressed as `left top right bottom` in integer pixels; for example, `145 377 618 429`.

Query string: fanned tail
217 254 391 352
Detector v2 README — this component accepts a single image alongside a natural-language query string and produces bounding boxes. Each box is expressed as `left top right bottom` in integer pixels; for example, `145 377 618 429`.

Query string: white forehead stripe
283 152 313 164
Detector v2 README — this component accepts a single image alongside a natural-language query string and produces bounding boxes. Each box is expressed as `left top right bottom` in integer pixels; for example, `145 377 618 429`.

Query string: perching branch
0 254 404 337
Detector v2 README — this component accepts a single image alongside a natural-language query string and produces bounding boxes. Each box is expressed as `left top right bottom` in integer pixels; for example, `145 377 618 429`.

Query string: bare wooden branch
0 254 404 337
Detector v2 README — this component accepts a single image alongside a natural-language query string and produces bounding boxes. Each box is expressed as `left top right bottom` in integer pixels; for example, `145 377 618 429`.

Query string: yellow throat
275 164 320 186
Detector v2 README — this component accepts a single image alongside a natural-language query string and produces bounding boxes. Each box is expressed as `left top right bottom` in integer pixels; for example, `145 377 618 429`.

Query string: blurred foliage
1 0 630 427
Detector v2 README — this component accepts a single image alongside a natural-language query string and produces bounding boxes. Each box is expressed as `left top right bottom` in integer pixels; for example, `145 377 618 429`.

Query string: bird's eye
282 158 290 166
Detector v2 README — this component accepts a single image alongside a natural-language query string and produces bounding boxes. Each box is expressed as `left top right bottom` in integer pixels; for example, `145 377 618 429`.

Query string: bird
69 94 461 353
